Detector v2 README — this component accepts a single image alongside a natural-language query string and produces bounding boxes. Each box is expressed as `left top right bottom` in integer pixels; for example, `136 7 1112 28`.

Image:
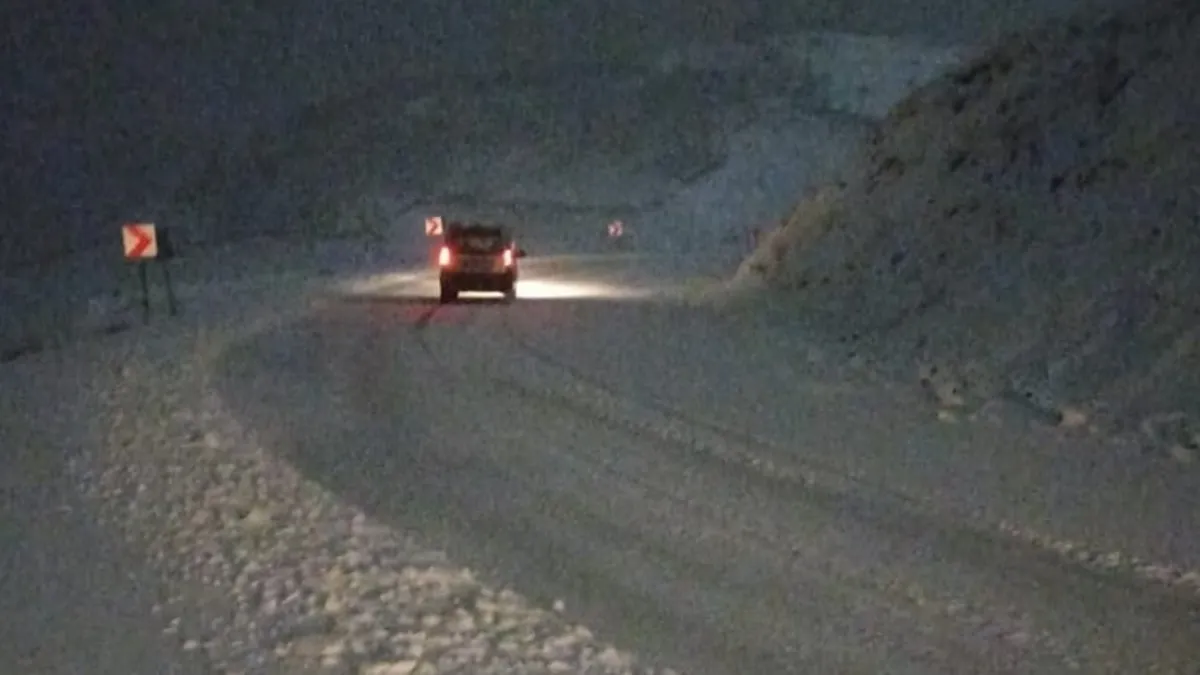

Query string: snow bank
729 0 1200 456
48 264 667 674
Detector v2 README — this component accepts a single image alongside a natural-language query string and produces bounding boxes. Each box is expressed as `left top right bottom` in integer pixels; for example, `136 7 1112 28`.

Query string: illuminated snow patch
330 262 676 303
514 278 657 300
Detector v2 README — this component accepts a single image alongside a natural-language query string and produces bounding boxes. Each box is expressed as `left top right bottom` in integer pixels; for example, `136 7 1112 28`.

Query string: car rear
438 227 518 302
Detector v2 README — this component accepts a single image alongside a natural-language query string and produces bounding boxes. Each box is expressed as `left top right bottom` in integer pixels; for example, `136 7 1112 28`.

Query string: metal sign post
122 222 178 321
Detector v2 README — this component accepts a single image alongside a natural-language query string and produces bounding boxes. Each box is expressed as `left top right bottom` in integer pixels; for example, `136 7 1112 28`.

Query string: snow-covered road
209 254 1200 674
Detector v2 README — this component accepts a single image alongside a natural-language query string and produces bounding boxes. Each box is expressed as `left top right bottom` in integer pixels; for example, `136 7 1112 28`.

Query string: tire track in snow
495 302 1200 600
467 297 1200 674
412 315 1087 672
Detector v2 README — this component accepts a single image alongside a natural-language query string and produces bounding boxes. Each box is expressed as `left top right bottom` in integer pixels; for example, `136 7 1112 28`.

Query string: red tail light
438 246 452 267
502 248 514 267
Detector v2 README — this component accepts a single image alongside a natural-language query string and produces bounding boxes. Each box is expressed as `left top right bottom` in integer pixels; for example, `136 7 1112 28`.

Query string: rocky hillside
730 0 1200 455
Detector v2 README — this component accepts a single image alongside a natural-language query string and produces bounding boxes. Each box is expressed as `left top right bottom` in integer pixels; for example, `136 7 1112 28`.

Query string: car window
454 232 507 253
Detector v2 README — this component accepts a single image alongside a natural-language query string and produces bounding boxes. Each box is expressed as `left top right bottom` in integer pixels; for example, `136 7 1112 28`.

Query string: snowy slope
729 0 1200 456
656 32 967 118
8 27 968 358
5 0 1120 270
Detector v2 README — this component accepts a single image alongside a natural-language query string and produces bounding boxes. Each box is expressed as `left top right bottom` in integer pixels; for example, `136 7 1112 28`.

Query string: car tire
439 283 457 304
503 284 516 303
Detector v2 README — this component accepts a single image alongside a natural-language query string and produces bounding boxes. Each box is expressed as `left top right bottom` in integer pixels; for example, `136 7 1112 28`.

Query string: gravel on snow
64 289 677 675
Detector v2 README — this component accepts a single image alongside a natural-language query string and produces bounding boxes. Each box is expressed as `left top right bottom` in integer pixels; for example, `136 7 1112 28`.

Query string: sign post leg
138 262 151 322
160 261 178 316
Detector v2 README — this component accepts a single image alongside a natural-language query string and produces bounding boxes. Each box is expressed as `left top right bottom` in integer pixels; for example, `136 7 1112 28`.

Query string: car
437 222 526 303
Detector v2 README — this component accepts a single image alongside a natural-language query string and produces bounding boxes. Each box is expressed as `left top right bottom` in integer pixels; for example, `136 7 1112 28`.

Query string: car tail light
502 248 514 267
438 246 452 267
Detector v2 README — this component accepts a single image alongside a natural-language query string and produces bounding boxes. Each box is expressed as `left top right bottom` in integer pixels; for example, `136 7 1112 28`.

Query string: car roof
446 222 509 236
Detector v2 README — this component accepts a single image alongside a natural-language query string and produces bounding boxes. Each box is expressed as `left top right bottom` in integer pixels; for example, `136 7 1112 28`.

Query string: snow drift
730 0 1200 452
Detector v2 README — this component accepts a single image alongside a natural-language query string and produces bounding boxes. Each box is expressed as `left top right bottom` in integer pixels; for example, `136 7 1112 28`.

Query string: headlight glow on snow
511 278 653 300
331 259 663 302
